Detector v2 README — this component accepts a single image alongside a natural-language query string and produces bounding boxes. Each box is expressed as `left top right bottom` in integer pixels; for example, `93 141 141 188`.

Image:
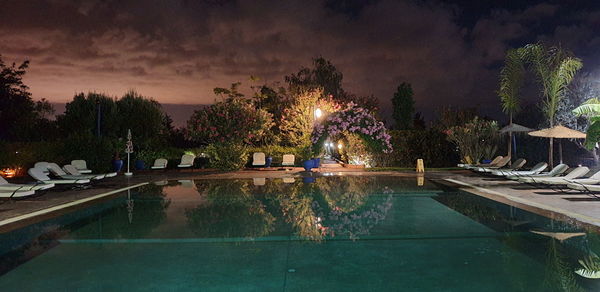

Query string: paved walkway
432 170 600 230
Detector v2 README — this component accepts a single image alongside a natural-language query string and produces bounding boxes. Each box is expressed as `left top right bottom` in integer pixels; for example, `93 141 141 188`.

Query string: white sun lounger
474 156 512 172
71 160 92 174
63 164 116 178
0 176 55 191
519 166 589 184
491 162 547 177
151 158 168 169
282 154 295 166
252 152 266 167
177 154 195 168
47 163 105 180
460 156 503 169
0 189 37 198
28 167 90 184
539 168 600 186
507 164 568 180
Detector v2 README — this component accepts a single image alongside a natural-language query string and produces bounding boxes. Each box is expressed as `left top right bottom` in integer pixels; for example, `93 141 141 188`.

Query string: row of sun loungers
458 156 600 196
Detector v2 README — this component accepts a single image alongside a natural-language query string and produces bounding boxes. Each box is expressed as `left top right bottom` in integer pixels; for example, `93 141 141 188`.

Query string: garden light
337 142 343 149
315 108 322 119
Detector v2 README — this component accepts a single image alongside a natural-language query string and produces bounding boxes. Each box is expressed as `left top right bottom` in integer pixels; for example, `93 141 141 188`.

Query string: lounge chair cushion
252 152 266 166
152 158 168 169
71 160 92 173
178 154 195 168
282 154 295 166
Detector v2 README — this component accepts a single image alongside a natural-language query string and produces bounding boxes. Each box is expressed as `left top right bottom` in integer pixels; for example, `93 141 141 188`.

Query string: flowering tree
311 103 393 155
279 89 341 146
186 99 273 145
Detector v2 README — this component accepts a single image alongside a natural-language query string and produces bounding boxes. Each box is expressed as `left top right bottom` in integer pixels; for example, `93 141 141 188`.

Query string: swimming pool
0 175 599 291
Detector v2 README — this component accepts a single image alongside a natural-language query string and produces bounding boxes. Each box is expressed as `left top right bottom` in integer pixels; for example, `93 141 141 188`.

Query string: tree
391 82 415 129
279 89 340 147
522 43 583 166
0 55 55 141
498 48 526 160
186 98 274 145
285 57 378 111
116 90 167 149
213 82 245 101
286 57 344 98
557 74 600 164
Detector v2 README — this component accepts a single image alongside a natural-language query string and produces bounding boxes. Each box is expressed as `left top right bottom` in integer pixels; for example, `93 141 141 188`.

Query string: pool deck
3 169 600 232
434 170 600 231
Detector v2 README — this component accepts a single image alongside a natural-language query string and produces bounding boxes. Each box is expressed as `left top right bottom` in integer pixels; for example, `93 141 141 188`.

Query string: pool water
1 175 600 291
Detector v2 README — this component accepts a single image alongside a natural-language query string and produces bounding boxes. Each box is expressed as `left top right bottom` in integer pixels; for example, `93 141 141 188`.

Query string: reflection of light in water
253 178 266 186
178 180 195 188
529 230 586 242
153 180 168 186
417 175 424 186
126 189 134 224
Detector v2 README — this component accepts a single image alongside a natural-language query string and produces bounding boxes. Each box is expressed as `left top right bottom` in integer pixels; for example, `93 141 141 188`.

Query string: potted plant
112 152 124 172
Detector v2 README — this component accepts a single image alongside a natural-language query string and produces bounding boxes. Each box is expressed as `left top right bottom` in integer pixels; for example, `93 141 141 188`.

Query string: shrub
205 143 249 170
60 135 120 172
0 142 64 176
378 129 459 167
445 117 500 164
186 99 273 145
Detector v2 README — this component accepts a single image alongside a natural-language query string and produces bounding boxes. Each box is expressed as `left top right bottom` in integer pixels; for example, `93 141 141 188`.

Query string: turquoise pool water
0 175 599 291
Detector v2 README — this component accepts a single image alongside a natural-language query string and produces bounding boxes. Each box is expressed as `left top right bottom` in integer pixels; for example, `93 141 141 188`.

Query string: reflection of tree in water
315 176 382 212
263 177 393 240
543 239 585 292
274 182 323 240
434 192 505 225
186 180 275 238
71 184 171 238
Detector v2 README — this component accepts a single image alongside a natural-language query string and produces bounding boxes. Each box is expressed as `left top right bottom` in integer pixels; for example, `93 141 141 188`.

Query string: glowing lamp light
337 142 343 150
0 168 19 178
315 108 322 119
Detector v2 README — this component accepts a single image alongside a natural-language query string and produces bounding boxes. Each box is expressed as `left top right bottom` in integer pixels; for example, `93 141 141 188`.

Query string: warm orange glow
0 168 19 178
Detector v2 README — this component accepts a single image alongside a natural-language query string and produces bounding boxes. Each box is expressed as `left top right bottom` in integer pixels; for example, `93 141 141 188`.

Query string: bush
379 129 459 167
60 135 119 172
0 142 64 176
186 99 273 145
205 143 249 170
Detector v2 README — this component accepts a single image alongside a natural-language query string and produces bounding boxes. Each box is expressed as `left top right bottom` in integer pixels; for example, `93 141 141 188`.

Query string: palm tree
499 48 526 161
523 44 583 166
573 97 600 149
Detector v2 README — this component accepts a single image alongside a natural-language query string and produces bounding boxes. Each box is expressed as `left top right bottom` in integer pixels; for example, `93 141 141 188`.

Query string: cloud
1 0 598 122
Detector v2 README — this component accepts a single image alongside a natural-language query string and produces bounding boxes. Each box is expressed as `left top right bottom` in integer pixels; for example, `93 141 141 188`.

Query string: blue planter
312 158 321 168
135 160 145 170
112 159 124 172
265 157 273 168
303 160 314 171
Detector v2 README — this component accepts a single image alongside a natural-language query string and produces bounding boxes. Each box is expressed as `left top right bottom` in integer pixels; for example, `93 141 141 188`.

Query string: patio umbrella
528 125 586 166
499 123 533 161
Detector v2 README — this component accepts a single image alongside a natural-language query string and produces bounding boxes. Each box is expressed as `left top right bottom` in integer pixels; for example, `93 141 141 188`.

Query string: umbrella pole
507 131 512 162
549 137 554 167
559 139 563 164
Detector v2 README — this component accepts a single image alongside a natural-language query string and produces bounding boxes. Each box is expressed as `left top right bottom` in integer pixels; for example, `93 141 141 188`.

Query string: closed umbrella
499 123 533 162
528 125 586 166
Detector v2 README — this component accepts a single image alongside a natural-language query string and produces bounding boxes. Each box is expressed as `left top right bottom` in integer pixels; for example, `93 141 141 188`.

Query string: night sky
2 0 600 125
